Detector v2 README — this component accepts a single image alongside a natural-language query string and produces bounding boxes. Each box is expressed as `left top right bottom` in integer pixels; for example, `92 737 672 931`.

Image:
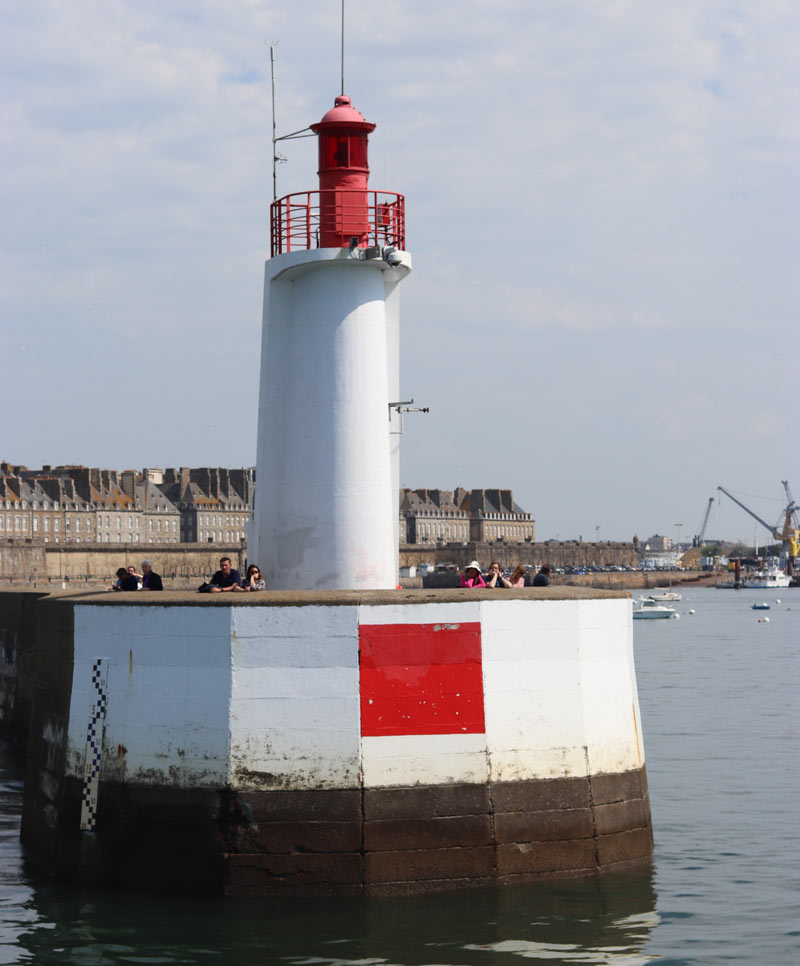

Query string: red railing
270 190 405 257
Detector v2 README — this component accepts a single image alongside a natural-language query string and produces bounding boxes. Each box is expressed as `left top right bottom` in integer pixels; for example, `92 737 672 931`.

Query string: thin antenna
270 41 278 202
340 0 345 95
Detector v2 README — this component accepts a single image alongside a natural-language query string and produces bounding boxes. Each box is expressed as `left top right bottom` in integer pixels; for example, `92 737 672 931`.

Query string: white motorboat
633 598 679 620
742 565 791 589
648 591 682 602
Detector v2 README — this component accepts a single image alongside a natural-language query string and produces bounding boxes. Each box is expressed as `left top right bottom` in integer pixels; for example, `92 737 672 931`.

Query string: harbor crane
783 481 800 530
692 497 714 547
717 485 800 561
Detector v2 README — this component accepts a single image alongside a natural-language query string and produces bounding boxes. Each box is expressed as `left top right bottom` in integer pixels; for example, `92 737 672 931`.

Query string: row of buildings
1 464 539 550
399 488 536 545
0 464 251 546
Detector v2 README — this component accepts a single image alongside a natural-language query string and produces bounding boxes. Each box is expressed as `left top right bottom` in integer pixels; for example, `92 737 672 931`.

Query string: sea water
0 587 797 964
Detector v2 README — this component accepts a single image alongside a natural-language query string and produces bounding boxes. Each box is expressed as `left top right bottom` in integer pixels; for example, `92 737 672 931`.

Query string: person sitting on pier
485 561 512 588
459 560 486 588
140 559 163 591
112 567 139 591
532 564 551 587
509 564 527 588
208 557 242 593
236 564 266 591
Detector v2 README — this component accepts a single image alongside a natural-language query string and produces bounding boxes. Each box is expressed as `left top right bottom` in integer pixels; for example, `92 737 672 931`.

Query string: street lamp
595 525 600 543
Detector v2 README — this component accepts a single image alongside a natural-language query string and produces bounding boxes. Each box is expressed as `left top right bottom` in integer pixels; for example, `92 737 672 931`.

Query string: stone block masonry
20 588 652 896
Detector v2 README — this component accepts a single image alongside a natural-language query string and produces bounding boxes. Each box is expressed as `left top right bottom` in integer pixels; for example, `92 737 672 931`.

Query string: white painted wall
68 605 232 785
67 596 644 793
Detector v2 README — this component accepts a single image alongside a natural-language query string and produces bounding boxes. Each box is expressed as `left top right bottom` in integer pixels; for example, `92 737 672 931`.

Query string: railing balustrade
270 190 405 257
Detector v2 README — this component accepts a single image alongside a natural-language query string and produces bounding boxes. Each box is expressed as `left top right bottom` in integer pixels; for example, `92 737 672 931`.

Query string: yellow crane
717 485 799 561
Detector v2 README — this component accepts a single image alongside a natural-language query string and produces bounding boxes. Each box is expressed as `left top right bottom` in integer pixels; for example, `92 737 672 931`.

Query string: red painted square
359 622 485 737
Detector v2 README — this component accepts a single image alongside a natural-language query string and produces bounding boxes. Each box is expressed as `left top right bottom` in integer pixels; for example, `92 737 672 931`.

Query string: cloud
1 0 797 538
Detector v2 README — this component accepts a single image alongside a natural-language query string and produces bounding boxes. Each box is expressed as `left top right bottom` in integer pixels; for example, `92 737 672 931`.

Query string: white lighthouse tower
252 95 411 590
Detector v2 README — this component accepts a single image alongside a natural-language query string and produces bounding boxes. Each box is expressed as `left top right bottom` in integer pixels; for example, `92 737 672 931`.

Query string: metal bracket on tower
388 399 430 435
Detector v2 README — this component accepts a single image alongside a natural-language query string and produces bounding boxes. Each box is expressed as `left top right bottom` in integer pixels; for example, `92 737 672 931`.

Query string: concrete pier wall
0 590 50 745
19 588 652 896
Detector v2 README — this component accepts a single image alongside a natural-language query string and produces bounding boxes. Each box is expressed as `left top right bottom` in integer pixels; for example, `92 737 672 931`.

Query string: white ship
742 565 791 589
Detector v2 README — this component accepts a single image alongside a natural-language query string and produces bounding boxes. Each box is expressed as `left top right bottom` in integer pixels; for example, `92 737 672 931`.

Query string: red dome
311 95 376 133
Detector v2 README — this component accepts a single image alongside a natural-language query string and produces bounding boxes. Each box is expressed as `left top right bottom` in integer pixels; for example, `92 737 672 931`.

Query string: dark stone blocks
364 783 490 820
497 838 597 875
494 807 594 843
23 767 652 896
365 845 495 882
492 776 590 813
364 814 493 851
224 852 364 897
596 827 654 866
591 768 647 805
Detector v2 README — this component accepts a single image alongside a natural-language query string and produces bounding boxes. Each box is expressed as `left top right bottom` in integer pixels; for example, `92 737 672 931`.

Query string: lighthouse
17 92 653 902
252 95 410 590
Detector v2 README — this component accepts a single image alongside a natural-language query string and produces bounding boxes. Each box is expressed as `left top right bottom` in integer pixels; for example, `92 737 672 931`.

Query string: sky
1 0 798 543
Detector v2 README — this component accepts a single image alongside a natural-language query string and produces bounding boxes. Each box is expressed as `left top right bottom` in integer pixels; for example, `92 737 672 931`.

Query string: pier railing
270 190 405 257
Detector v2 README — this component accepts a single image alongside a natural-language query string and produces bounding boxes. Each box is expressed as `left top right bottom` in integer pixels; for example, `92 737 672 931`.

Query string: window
44 518 50 532
33 517 39 532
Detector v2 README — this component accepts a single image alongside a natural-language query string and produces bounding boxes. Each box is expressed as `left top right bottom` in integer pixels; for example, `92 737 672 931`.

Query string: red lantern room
310 95 376 248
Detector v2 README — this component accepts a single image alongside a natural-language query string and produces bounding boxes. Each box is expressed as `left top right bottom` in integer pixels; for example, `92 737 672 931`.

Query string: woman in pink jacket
459 560 486 588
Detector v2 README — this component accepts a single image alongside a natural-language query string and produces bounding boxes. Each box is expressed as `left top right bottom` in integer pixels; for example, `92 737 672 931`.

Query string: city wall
400 542 638 571
0 544 246 586
1 541 636 588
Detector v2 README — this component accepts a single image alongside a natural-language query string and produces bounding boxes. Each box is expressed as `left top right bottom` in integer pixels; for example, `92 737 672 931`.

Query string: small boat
633 598 679 620
648 591 682 602
752 602 770 610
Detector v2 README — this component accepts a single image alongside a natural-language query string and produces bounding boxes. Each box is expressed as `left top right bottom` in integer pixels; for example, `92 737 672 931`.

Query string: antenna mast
341 0 345 95
270 42 278 202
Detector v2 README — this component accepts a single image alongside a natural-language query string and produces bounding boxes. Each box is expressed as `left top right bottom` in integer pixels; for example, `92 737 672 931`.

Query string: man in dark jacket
532 565 551 586
209 556 242 592
141 559 163 591
113 567 139 591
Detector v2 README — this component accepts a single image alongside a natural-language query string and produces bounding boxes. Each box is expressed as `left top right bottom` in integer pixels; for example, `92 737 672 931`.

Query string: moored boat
633 598 679 620
742 565 791 589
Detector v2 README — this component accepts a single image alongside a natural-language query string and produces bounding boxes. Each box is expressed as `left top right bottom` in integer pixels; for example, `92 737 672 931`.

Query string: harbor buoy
689 609 695 614
763 616 770 622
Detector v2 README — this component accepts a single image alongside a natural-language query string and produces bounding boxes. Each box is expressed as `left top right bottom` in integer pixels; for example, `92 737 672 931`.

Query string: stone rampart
0 544 246 586
400 541 637 571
